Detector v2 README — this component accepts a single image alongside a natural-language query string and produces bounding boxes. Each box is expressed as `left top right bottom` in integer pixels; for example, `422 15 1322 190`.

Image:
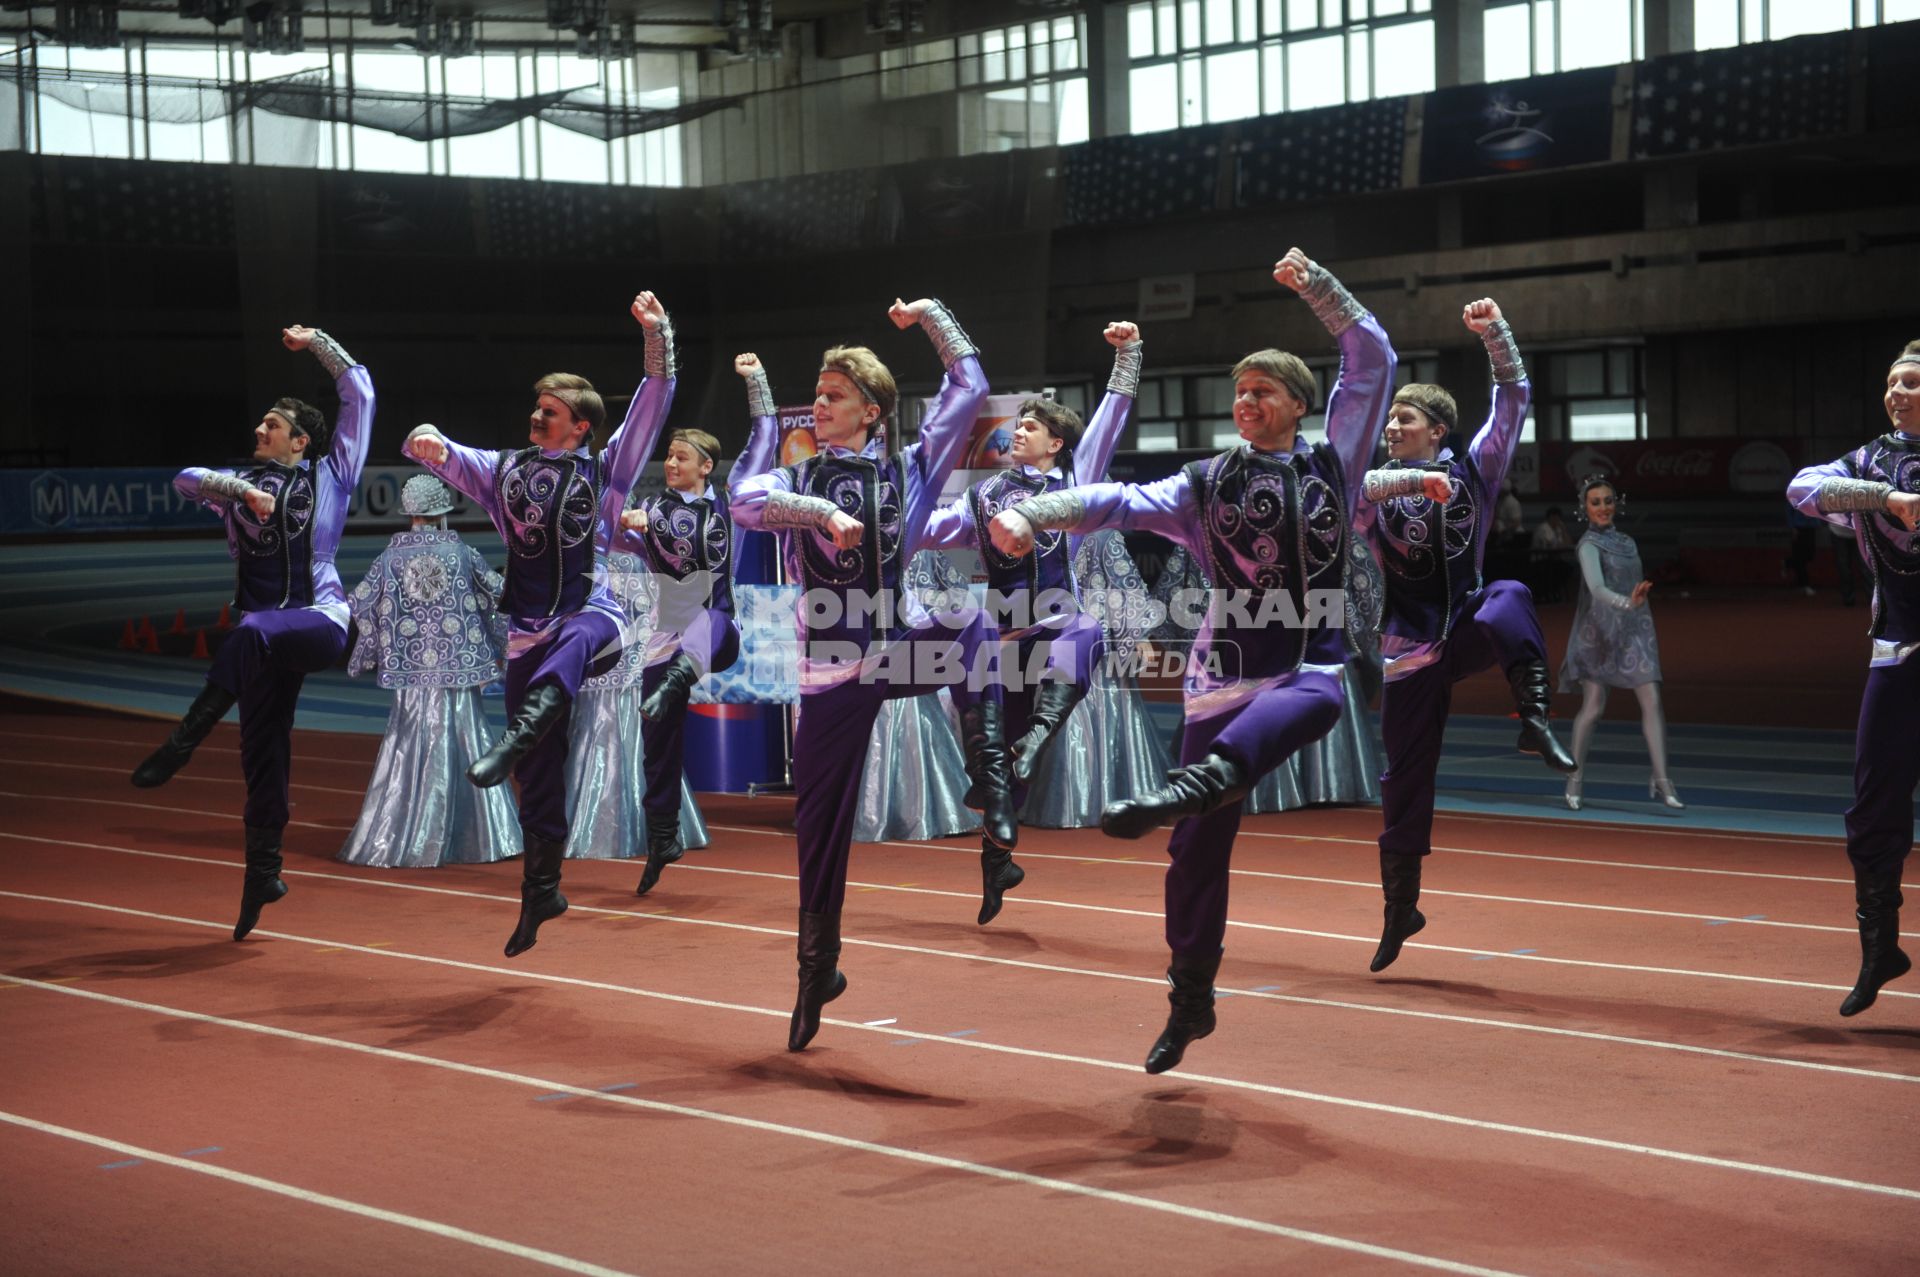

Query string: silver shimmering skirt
562 687 711 859
337 688 524 868
853 691 983 843
1019 677 1172 828
1245 664 1382 813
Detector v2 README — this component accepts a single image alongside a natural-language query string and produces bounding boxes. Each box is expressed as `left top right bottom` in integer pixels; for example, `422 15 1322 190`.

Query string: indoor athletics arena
4 1 1919 1272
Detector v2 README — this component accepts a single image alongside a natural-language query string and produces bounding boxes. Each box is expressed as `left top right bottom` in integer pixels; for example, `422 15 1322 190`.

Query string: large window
1536 347 1645 441
1483 1 1645 79
4 36 690 186
1693 0 1920 48
883 16 1090 152
1126 0 1436 135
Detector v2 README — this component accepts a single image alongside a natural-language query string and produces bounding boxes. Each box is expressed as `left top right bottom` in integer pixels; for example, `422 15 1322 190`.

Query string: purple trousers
1378 580 1546 860
507 610 622 843
1164 670 1345 957
791 609 1002 913
641 609 741 818
1004 613 1104 808
206 609 349 833
1847 657 1920 877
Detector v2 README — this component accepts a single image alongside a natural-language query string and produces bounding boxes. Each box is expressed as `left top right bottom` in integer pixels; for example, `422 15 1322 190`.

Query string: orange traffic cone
216 603 233 631
141 627 161 655
118 619 138 650
169 607 188 635
137 615 158 644
192 629 211 660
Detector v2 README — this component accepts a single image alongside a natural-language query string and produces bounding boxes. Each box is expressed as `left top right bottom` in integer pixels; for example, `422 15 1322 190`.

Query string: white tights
1569 679 1671 782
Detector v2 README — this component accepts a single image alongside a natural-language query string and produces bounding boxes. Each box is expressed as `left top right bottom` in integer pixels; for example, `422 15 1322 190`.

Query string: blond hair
1231 350 1317 412
1391 383 1459 434
819 345 897 433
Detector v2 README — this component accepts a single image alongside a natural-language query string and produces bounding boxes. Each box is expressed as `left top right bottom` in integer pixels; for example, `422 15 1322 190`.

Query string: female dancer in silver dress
340 475 520 868
1558 476 1682 811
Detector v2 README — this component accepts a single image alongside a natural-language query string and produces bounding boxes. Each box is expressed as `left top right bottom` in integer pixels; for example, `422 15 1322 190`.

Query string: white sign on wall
1138 274 1196 322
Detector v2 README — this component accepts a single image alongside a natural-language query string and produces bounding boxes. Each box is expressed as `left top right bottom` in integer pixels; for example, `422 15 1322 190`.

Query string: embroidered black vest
634 491 736 618
494 447 601 621
781 451 907 647
1851 433 1920 643
232 460 316 612
969 468 1075 599
1374 452 1485 644
1185 443 1352 677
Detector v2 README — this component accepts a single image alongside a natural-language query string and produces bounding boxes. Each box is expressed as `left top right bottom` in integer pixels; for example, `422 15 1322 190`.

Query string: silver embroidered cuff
1818 478 1895 514
1012 490 1087 533
745 367 776 419
405 424 448 460
761 491 841 532
644 315 677 379
1108 341 1144 398
307 330 354 379
1481 318 1526 384
918 300 978 369
1300 262 1367 336
1363 469 1430 502
201 472 255 502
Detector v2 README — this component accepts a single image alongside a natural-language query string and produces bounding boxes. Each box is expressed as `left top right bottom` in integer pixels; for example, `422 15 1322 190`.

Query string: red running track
2 703 1917 1276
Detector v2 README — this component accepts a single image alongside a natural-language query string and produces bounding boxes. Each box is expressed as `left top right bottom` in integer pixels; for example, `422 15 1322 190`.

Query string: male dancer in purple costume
731 297 1009 1051
403 291 674 957
1787 338 1920 1017
920 320 1143 925
1351 298 1575 973
132 325 372 941
613 352 779 896
991 249 1395 1074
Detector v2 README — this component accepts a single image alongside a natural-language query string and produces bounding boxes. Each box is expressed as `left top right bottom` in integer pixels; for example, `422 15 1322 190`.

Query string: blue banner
0 468 207 535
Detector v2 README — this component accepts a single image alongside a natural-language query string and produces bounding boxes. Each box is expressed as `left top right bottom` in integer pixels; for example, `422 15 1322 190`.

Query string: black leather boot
976 837 1025 926
233 825 287 941
1507 660 1578 773
504 833 568 958
1101 753 1249 840
1011 679 1088 784
1840 865 1910 1017
640 652 700 723
132 683 238 788
959 701 1018 851
635 810 684 897
469 684 569 789
1370 852 1427 972
1144 949 1222 1075
788 909 848 1051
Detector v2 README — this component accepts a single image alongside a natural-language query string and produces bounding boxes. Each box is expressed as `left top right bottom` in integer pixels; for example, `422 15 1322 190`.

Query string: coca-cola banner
1535 439 1801 498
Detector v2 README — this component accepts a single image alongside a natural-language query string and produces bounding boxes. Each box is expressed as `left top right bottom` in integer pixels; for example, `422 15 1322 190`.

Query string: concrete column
1643 0 1694 58
1087 1 1130 140
1433 0 1486 89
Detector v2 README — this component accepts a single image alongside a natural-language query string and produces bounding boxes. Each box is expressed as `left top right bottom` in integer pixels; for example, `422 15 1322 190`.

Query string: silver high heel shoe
1564 776 1583 811
1650 778 1685 810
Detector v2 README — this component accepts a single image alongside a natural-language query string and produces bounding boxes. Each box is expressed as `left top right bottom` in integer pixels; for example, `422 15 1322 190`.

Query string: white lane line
0 978 1527 1277
4 830 1913 1007
4 895 1919 1209
18 731 373 766
0 757 366 798
0 791 351 833
704 821 1876 891
0 1108 640 1277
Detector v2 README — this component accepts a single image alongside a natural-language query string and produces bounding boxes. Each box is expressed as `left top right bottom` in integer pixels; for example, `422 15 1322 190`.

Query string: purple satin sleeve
314 364 374 560
1467 376 1532 496
728 466 791 532
1323 312 1397 510
920 495 979 552
903 354 989 554
415 435 509 531
735 412 779 484
174 467 238 512
1788 455 1862 531
1059 473 1201 559
1075 388 1133 488
600 373 675 533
